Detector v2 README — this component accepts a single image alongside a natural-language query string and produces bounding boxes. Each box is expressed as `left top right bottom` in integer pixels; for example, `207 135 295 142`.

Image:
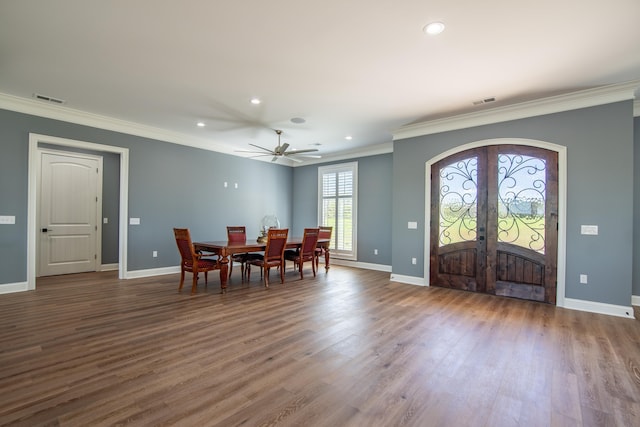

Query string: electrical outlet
374 249 378 255
411 257 417 265
103 217 108 224
580 274 588 284
153 251 158 258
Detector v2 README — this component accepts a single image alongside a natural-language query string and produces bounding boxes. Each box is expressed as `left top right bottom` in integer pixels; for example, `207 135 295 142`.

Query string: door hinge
94 254 97 260
96 196 98 202
95 225 98 231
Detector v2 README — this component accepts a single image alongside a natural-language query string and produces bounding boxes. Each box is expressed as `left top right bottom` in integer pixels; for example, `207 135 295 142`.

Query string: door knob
42 228 48 232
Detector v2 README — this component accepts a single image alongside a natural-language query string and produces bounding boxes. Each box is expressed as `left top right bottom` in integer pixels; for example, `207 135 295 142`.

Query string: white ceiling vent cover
33 93 65 104
473 97 496 106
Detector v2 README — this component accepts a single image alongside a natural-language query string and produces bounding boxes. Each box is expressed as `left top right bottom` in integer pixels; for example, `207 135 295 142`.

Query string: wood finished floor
0 266 639 427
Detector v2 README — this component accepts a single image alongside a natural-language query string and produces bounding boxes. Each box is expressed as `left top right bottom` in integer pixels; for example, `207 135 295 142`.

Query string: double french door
430 145 558 304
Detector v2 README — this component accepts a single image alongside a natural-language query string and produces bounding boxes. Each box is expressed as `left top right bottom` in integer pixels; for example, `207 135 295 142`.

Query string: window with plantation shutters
318 162 357 260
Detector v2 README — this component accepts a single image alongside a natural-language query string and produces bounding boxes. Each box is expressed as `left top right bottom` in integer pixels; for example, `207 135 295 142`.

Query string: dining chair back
316 225 333 269
227 226 246 243
173 228 220 294
285 227 320 279
247 228 289 287
227 226 250 279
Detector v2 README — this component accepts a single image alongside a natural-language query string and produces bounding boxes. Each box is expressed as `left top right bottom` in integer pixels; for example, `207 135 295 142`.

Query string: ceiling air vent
33 93 66 104
473 97 496 106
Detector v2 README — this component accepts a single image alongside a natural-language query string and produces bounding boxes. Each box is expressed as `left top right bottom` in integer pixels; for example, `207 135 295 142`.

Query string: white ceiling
1 0 639 161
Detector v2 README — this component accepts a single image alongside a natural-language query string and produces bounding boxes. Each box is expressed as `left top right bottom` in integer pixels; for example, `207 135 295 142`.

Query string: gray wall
292 153 393 266
1 103 636 307
634 116 640 298
0 108 292 282
392 101 634 306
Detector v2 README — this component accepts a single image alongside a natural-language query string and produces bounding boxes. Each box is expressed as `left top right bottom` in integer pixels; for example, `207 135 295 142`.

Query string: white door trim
37 149 103 276
424 138 567 307
28 133 129 290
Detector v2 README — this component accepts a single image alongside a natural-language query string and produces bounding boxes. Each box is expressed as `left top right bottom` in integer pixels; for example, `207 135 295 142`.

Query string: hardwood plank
0 268 638 426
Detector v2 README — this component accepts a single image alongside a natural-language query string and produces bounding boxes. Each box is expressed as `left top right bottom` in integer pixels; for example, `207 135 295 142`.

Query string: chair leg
281 263 286 283
178 268 185 291
299 259 304 279
264 266 269 288
228 260 233 279
312 257 317 277
191 272 198 294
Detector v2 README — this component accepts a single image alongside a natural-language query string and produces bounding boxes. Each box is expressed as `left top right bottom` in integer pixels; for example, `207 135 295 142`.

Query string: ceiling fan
237 129 321 163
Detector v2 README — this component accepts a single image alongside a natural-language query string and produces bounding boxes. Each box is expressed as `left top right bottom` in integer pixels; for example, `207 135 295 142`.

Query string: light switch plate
408 221 418 229
129 217 141 225
0 215 16 224
581 225 598 235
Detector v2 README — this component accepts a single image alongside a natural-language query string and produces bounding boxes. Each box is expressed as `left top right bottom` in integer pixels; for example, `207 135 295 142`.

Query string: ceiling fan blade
271 156 279 162
291 154 322 159
277 142 289 155
249 143 275 154
286 148 319 154
235 149 272 154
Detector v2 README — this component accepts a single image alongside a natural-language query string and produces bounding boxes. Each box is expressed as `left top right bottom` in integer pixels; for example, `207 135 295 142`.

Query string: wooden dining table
193 237 331 292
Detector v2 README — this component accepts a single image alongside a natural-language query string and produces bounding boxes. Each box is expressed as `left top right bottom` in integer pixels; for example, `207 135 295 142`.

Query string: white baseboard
632 295 640 307
100 263 119 272
0 282 29 294
389 274 426 287
126 266 180 279
331 259 392 272
563 297 635 319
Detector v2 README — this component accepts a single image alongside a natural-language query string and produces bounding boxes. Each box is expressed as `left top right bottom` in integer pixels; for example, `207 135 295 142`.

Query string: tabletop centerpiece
257 215 280 243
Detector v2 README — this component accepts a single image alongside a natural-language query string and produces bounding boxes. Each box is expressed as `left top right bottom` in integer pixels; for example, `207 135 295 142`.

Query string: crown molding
394 80 640 140
292 142 393 167
0 92 233 154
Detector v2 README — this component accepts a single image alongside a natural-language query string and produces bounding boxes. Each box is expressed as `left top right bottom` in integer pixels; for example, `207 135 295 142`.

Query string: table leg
219 255 229 293
324 248 330 271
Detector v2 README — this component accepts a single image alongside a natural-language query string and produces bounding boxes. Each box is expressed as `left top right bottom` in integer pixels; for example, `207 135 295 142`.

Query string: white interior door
39 151 102 276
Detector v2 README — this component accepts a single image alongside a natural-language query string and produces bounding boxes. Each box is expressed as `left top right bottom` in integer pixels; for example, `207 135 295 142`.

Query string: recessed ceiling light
423 22 445 35
196 122 205 127
250 98 261 105
345 136 353 140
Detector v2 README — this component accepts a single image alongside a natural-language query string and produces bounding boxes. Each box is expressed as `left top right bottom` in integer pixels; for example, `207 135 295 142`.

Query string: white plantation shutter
318 162 357 260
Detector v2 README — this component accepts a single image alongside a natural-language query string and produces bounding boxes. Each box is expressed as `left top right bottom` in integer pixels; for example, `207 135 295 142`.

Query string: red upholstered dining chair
173 228 220 294
285 228 320 279
226 226 261 280
247 228 289 288
315 225 333 269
